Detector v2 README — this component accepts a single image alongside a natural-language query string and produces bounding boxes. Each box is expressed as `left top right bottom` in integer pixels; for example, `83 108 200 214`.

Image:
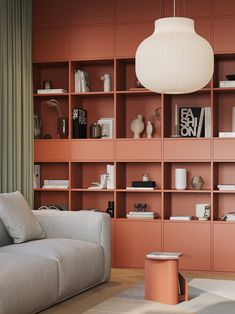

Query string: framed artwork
98 118 114 138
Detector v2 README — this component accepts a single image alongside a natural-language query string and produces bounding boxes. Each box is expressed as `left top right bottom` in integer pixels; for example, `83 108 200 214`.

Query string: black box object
132 181 156 187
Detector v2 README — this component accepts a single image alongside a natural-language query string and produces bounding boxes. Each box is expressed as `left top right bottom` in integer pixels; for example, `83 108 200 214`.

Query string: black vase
106 201 114 218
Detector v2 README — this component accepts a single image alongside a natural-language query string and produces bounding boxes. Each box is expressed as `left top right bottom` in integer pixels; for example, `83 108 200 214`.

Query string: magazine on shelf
219 80 235 88
219 132 235 138
217 184 235 190
178 107 205 137
42 180 69 189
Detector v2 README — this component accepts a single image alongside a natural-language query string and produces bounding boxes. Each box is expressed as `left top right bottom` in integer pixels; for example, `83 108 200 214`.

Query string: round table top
146 252 183 260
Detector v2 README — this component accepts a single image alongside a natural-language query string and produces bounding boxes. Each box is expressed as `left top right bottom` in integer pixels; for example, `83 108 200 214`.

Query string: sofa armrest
33 210 111 282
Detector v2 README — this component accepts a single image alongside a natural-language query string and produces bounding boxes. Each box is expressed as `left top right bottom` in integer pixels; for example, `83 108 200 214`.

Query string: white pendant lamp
135 1 214 94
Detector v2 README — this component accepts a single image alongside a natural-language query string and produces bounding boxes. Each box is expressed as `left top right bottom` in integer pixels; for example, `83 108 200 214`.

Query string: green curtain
0 0 33 206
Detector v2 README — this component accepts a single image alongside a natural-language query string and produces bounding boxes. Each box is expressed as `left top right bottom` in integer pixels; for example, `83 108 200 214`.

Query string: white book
37 89 67 94
34 164 40 188
107 164 115 189
126 187 154 190
170 216 193 221
128 211 154 216
219 132 235 138
197 107 205 137
232 107 235 132
75 69 82 93
42 180 69 189
204 107 211 137
219 80 235 88
127 215 154 220
217 184 235 190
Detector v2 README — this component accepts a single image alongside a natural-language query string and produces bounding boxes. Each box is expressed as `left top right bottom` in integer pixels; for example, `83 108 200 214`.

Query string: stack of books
37 88 67 94
126 181 156 191
42 180 69 189
170 215 193 221
75 70 90 92
217 184 235 191
219 132 235 138
126 211 157 220
219 80 235 88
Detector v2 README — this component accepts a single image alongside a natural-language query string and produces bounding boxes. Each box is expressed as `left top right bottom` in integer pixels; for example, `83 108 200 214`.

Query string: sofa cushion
0 191 45 243
0 252 59 314
0 238 104 299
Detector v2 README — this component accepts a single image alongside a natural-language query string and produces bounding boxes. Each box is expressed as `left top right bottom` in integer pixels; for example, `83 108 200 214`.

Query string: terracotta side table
145 252 188 305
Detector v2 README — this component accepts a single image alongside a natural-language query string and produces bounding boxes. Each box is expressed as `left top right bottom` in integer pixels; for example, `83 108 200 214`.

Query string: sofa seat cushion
0 252 59 314
0 238 104 299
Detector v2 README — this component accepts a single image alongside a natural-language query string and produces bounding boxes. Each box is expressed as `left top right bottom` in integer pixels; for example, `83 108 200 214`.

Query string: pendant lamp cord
173 0 175 17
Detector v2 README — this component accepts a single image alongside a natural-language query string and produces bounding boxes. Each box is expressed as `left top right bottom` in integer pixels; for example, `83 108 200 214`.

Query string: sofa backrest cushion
0 219 13 247
0 191 46 243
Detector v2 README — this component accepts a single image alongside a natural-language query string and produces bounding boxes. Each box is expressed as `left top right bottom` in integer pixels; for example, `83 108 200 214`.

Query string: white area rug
84 278 235 314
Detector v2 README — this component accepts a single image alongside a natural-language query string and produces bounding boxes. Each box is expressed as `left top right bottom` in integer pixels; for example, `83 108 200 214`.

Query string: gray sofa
0 210 111 314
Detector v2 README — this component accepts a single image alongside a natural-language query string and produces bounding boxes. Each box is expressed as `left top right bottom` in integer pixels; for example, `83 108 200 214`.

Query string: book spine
80 71 90 92
197 107 205 137
34 164 40 188
204 107 211 138
75 70 82 93
107 164 115 189
72 108 87 139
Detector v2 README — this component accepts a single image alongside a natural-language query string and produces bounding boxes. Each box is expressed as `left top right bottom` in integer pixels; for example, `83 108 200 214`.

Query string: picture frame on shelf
98 118 114 139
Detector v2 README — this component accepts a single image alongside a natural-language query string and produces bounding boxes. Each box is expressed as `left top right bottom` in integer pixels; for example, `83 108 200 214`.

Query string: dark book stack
72 108 87 138
179 107 205 137
132 181 156 188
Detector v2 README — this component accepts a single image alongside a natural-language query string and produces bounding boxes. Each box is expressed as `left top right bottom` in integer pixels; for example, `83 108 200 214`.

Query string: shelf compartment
164 192 211 220
116 191 161 219
70 139 114 161
34 140 69 162
163 93 211 138
214 54 235 88
213 193 235 221
116 139 161 161
116 162 161 190
214 139 235 160
34 162 69 189
213 162 235 190
71 94 114 139
71 162 114 189
71 191 114 212
116 93 161 138
164 162 211 190
213 92 235 137
164 221 211 270
164 139 211 161
71 60 114 93
33 62 69 94
34 190 69 211
34 96 69 139
114 219 162 268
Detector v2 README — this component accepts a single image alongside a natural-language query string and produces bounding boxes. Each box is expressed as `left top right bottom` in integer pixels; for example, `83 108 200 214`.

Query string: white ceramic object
175 168 187 190
101 73 111 92
130 115 144 138
195 204 210 220
146 121 153 138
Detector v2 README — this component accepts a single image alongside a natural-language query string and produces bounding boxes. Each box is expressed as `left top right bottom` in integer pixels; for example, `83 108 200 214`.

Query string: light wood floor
40 268 235 314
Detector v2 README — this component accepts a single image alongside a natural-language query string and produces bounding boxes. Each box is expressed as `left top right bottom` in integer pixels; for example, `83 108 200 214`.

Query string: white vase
130 115 144 138
146 121 153 138
175 168 187 190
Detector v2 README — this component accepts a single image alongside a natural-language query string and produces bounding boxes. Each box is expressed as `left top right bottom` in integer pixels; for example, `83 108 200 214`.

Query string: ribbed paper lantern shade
135 17 214 94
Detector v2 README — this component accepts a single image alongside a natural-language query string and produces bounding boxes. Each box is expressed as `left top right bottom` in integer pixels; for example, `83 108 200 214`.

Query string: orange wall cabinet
33 0 235 271
114 220 162 267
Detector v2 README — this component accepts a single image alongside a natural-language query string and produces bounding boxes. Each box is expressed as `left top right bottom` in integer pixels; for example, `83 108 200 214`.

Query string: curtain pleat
0 0 33 206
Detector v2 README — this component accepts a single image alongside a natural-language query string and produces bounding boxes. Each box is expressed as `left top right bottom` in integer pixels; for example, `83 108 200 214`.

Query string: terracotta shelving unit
32 0 235 272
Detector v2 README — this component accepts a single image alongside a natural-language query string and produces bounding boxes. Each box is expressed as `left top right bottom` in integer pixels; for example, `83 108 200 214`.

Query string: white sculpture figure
146 121 153 138
101 73 111 92
130 115 144 138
